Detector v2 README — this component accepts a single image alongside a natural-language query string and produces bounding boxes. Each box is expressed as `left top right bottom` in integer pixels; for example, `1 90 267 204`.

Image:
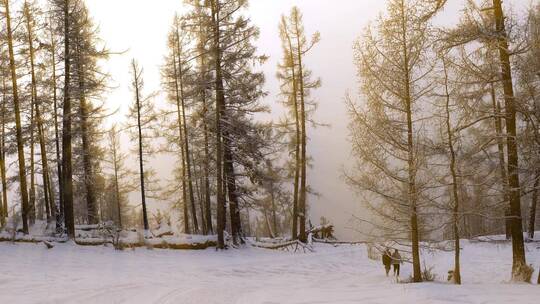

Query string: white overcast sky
84 0 530 238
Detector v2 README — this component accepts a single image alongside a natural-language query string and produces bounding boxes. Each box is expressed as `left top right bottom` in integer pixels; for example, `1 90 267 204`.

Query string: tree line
0 0 320 249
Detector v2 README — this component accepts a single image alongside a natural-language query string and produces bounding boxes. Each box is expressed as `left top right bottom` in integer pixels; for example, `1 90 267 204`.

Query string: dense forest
0 0 319 246
0 0 539 289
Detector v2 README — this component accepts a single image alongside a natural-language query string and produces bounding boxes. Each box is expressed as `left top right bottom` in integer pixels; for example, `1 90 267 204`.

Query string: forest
1 0 540 303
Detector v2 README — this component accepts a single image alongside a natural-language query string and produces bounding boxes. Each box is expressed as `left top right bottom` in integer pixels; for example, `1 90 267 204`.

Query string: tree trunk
76 43 98 225
490 84 511 238
29 99 36 224
49 20 62 231
0 75 8 223
132 62 149 231
202 83 213 235
528 172 539 240
263 209 275 238
195 169 207 235
492 0 527 280
400 2 422 282
284 28 300 241
222 166 228 233
79 93 97 224
25 32 37 225
182 110 199 234
196 21 213 235
4 0 31 234
111 137 122 229
24 4 53 222
245 207 251 236
176 41 199 233
294 15 308 243
407 111 422 283
180 129 189 234
24 2 37 224
271 181 278 237
443 60 461 284
211 0 226 249
36 95 53 223
61 0 75 238
182 176 189 233
171 48 190 234
223 132 242 244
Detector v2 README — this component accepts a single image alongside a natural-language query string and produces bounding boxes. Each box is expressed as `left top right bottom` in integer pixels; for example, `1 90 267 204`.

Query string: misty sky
83 0 529 239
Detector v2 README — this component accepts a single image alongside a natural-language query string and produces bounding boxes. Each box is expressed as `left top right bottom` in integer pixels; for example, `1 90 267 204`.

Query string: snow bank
0 220 217 250
0 238 539 303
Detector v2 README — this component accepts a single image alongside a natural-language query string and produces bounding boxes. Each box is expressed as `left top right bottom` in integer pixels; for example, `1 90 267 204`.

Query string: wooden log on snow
313 238 366 245
0 235 67 244
150 240 216 250
0 236 216 250
251 239 314 253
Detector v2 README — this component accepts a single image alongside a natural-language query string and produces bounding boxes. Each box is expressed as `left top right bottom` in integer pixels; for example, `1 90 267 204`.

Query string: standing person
392 249 402 277
382 249 392 276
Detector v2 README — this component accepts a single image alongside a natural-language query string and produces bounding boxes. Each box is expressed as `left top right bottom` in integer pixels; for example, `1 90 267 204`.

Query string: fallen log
0 235 67 244
75 238 112 246
149 240 216 250
0 236 216 250
251 239 314 253
313 238 366 245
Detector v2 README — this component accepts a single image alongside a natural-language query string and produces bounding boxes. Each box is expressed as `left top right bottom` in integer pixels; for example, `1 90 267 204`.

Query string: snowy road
1 241 539 303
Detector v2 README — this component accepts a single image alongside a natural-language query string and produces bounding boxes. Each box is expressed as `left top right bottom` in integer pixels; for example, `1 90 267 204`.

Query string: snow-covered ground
1 240 539 304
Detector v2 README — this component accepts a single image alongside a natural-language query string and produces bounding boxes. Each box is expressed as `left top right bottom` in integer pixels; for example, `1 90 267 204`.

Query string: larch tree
127 60 157 232
440 3 510 239
491 0 527 280
172 17 199 233
161 16 193 234
193 12 214 236
277 15 301 240
277 7 320 241
22 0 55 223
207 0 227 248
106 125 134 229
445 64 461 285
50 0 76 238
432 52 464 284
70 2 110 225
0 47 9 226
47 0 107 235
46 13 63 231
515 3 540 241
346 0 436 282
174 3 218 236
2 0 31 234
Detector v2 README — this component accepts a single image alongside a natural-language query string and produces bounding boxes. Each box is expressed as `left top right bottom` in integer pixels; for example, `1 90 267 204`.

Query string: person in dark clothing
392 249 402 277
382 249 392 276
